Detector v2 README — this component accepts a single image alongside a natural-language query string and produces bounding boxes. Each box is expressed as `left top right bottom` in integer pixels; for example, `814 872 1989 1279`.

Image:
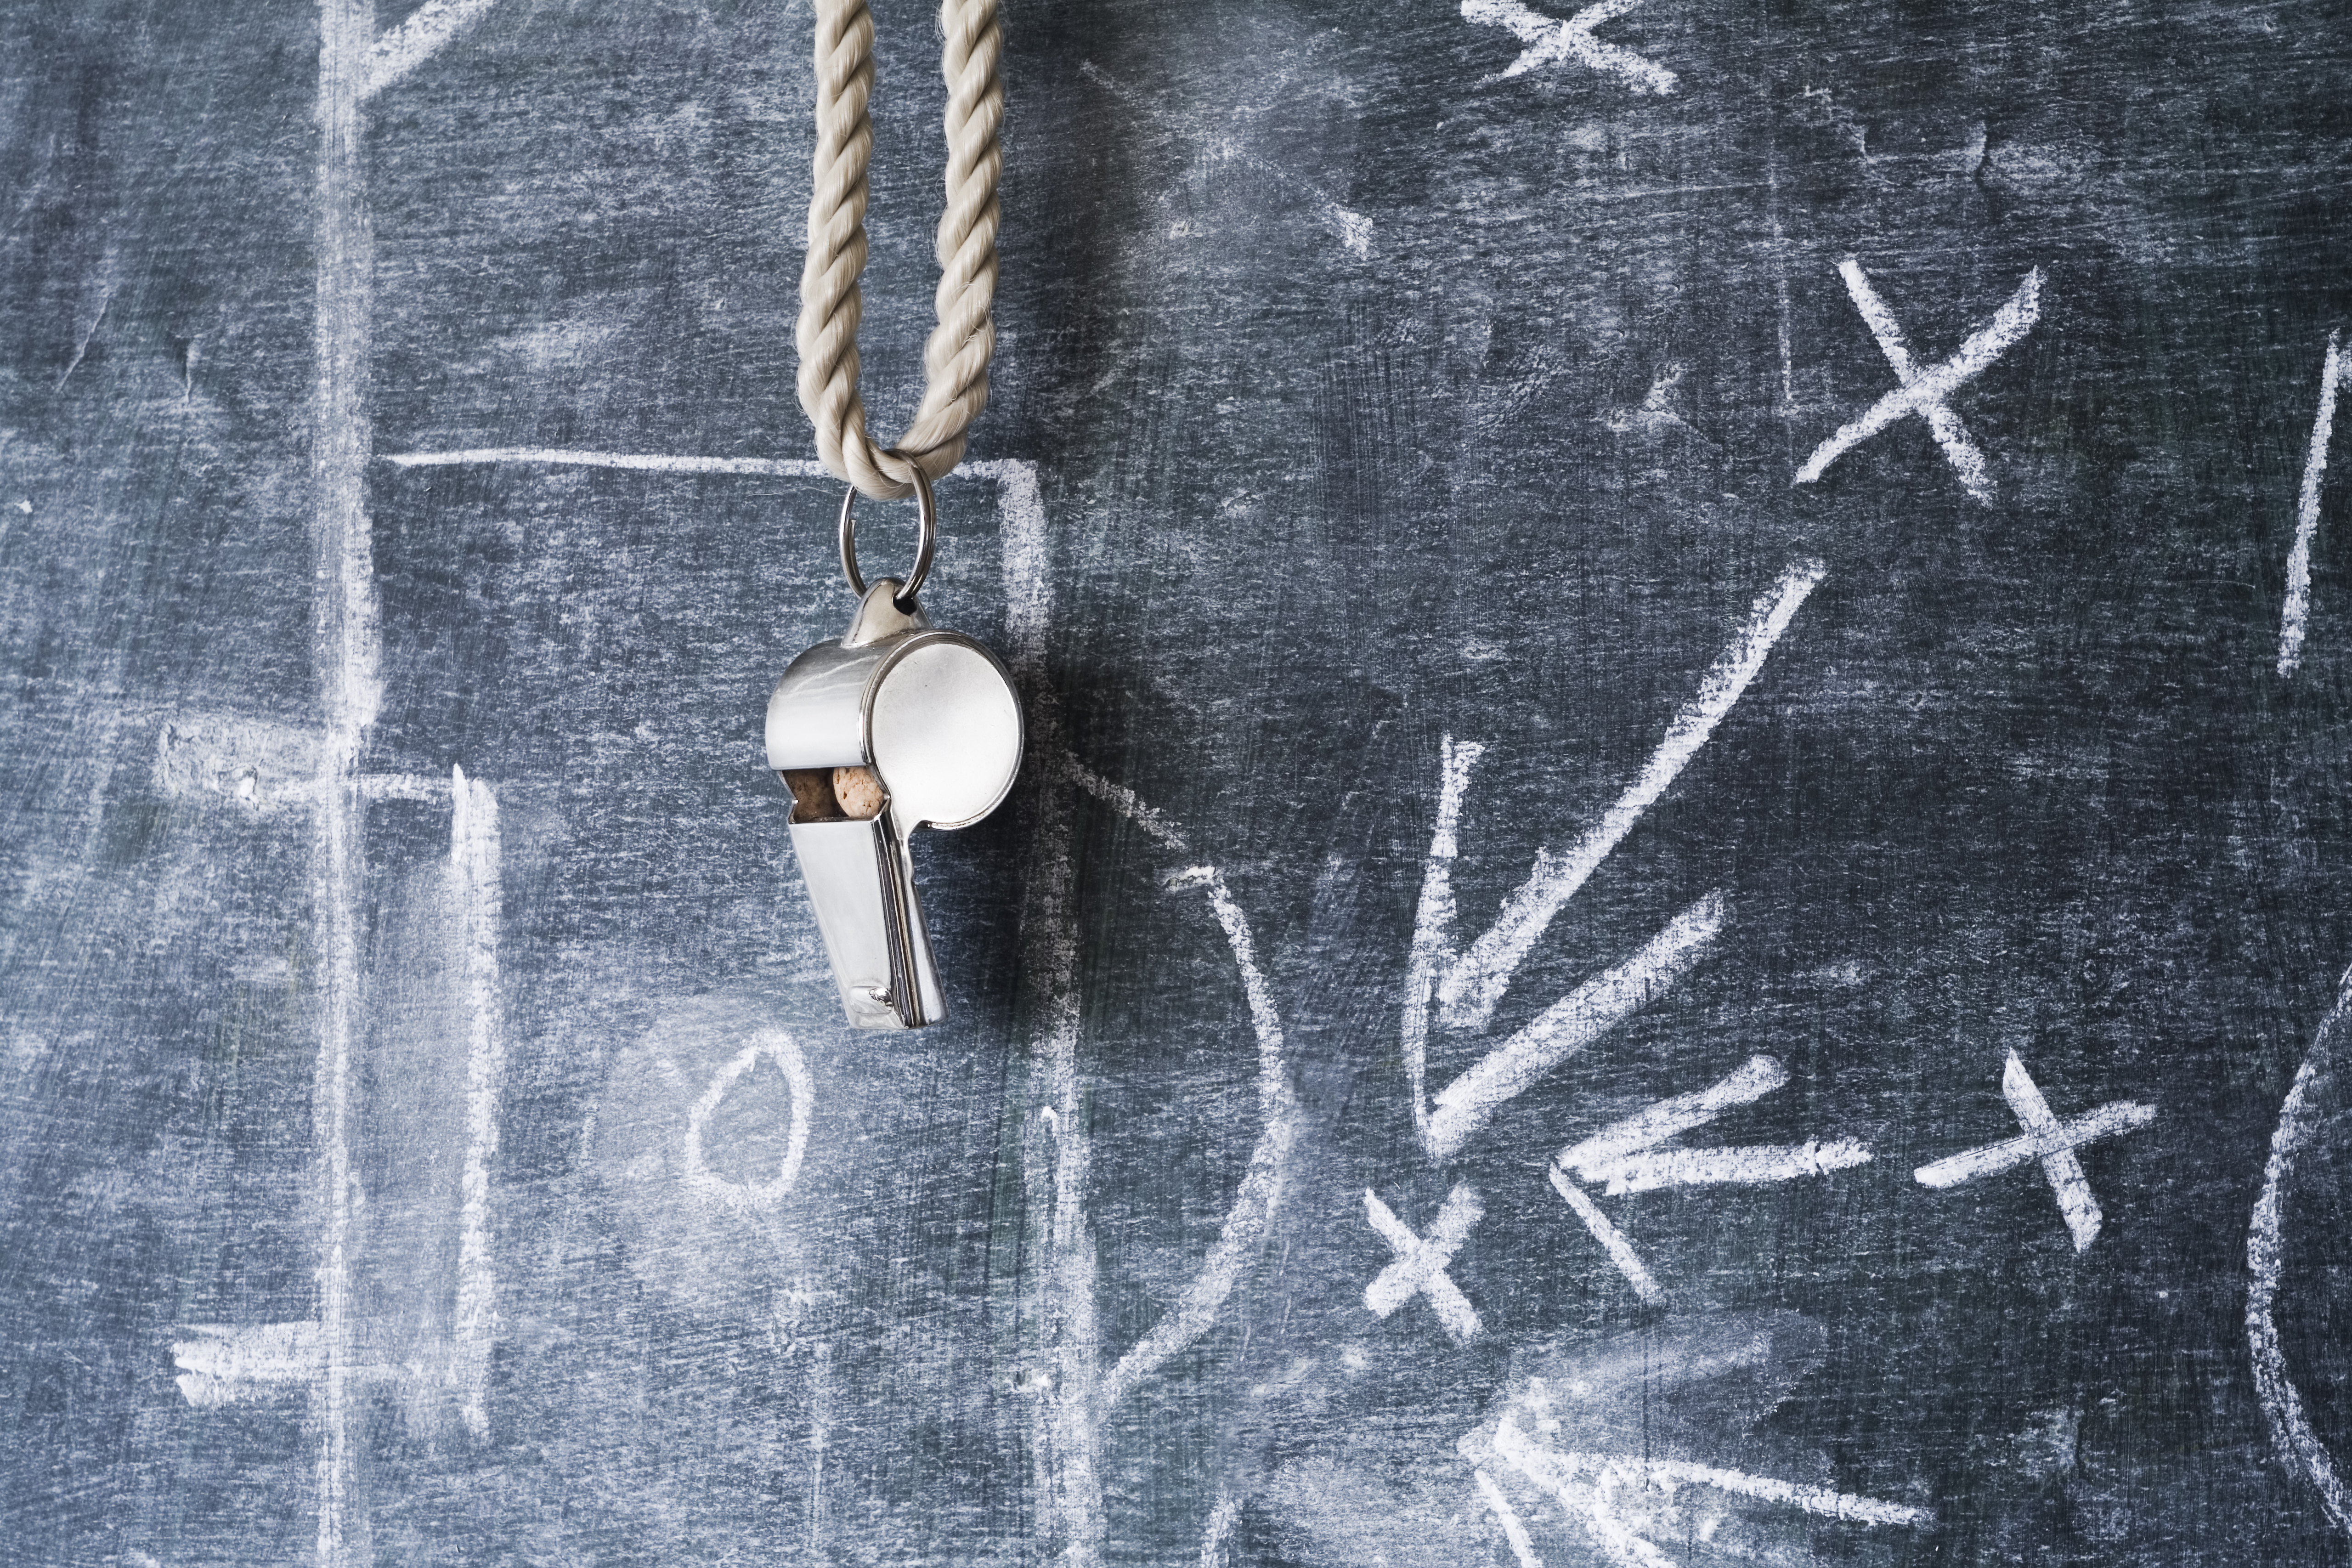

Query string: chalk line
385 448 834 476
314 2 376 1556
1101 866 1301 1412
1558 1054 1872 1195
2279 330 2346 678
1425 892 1726 1161
448 766 504 1437
1403 737 1487 1133
1835 259 1994 502
1436 560 1821 1032
364 0 501 100
1911 1098 2157 1188
1476 1468 1546 1568
1363 1185 1484 1342
1560 1054 1789 1174
968 461 1051 668
1495 1405 1934 1531
1548 1166 1663 1303
1794 265 2042 497
1594 1140 1873 1195
2015 1052 2098 1196
1199 1491 1242 1568
172 1322 323 1405
1064 756 1191 853
1463 0 1678 96
680 1031 815 1213
2249 961 2352 1538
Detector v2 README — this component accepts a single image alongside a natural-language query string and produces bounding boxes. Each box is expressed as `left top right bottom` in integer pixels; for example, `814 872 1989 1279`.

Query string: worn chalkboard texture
5 0 2352 1562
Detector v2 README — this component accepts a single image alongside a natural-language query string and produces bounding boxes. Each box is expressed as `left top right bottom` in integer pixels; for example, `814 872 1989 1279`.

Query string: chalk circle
2250 972 2352 1540
589 989 851 1302
681 1030 814 1213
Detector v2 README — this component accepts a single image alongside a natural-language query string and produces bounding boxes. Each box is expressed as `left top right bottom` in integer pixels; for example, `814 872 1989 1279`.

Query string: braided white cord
796 0 1003 499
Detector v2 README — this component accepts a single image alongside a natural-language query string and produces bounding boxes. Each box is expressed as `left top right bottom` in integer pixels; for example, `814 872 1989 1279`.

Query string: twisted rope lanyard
797 0 1004 501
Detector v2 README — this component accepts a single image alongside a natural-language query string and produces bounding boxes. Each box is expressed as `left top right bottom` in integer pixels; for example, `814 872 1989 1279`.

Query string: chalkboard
6 0 2352 1562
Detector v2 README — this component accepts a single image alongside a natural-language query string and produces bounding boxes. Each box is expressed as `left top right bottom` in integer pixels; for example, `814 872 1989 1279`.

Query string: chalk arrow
1550 1056 1871 1301
1463 0 1679 96
1557 1055 1873 1196
1401 562 1824 1163
1460 1315 1934 1568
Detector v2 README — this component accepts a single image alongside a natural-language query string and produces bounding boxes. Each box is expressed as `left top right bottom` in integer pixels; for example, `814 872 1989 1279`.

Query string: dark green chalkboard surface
6 0 2352 1562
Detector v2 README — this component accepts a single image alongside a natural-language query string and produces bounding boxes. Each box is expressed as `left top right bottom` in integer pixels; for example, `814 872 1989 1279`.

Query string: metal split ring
838 453 937 607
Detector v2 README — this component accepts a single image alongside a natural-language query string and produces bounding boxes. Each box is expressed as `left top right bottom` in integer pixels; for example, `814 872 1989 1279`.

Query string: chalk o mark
682 1030 815 1213
2249 962 2352 1538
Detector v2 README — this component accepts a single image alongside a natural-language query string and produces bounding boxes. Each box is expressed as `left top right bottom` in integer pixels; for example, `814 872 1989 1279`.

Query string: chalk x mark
1363 1183 1484 1342
2279 329 2350 678
2249 961 2352 1537
1912 1050 2155 1251
1795 260 2042 502
1463 0 1677 96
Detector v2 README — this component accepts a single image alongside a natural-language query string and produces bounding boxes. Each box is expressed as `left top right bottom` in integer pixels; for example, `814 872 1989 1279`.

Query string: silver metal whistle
766 469 1023 1029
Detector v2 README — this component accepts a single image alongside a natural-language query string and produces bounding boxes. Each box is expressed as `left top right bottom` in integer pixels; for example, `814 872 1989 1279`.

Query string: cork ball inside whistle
832 766 885 820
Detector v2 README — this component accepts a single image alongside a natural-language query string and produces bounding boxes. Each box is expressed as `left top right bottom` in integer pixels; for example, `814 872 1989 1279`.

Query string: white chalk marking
2249 962 2352 1538
1794 261 2042 501
1077 60 1373 259
1834 259 1996 501
1199 1491 1242 1568
1494 1405 1934 1534
1911 1051 2155 1252
1558 1054 1872 1195
1363 1184 1484 1342
682 1030 815 1213
966 460 1051 669
2279 330 2348 677
155 715 322 810
1425 893 1725 1161
1063 755 1191 853
1476 1468 1546 1568
314 3 376 1557
155 718 450 813
384 447 834 476
1911 1099 2156 1188
1403 736 1487 1133
172 1322 324 1405
1547 1166 1663 1303
1596 1140 1873 1194
448 765 503 1438
1103 866 1301 1410
1463 0 1678 96
364 0 502 100
1436 561 1821 1032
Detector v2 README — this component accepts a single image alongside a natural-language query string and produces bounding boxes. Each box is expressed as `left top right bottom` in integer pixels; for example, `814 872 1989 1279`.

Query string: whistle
767 575 1023 1029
